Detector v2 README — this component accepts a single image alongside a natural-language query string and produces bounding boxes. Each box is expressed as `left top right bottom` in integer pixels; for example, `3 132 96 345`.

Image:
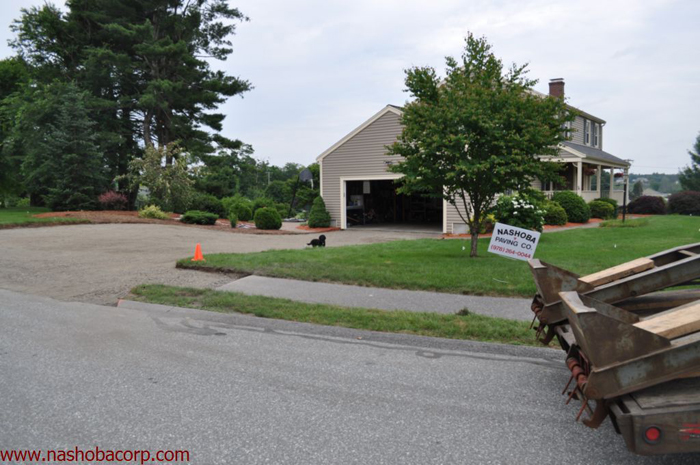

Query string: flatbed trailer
611 378 700 455
526 245 700 455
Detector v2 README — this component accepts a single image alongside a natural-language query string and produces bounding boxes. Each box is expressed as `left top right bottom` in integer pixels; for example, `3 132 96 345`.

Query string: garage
342 179 443 231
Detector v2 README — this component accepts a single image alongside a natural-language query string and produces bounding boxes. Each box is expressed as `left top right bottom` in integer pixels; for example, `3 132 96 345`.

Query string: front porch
540 160 629 205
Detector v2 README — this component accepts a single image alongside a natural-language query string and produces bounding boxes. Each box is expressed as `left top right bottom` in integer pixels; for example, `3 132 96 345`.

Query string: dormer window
584 119 590 145
593 123 599 147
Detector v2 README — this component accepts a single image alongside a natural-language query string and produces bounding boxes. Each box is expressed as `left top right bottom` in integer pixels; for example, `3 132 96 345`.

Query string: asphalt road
1 289 695 464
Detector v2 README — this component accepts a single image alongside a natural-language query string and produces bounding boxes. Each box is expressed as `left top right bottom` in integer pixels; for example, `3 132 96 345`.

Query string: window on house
593 123 599 147
584 119 590 145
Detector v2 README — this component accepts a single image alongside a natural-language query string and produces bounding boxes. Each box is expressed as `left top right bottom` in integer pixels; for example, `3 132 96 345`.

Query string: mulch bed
295 224 341 233
28 211 301 235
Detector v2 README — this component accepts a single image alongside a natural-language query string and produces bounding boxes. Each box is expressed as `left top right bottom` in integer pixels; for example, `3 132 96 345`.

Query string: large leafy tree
388 34 573 257
679 132 700 191
0 57 30 201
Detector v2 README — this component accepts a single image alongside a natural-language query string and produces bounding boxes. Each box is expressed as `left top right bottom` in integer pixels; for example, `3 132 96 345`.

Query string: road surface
1 290 694 464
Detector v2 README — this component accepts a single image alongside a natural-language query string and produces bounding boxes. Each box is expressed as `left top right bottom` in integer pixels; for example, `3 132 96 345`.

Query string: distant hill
629 173 681 194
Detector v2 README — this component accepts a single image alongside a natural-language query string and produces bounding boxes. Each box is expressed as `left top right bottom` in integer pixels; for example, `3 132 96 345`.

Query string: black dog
307 234 326 247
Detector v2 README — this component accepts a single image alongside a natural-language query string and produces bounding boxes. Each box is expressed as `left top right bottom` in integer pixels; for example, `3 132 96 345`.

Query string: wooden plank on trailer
635 302 700 339
579 258 654 287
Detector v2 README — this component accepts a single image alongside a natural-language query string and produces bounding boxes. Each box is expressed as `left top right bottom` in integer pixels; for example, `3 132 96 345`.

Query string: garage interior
344 180 442 232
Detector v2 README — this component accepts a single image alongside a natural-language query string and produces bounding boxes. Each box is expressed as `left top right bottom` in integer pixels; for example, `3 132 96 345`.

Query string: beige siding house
317 79 631 233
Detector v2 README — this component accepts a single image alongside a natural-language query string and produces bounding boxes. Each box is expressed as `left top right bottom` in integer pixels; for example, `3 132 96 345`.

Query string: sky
2 0 699 174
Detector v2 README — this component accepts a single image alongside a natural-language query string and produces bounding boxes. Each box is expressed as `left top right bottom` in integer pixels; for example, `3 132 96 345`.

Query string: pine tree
679 133 700 191
41 84 106 210
308 196 331 228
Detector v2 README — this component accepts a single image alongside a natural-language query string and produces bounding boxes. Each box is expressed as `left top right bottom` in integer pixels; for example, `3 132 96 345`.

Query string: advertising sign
487 222 541 261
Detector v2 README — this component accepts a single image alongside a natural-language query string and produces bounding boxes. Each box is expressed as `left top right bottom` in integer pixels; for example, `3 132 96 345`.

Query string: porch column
576 161 583 196
609 168 614 198
624 167 629 203
597 165 602 197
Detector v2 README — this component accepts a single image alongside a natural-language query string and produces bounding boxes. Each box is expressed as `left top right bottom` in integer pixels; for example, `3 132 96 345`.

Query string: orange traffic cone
192 243 205 262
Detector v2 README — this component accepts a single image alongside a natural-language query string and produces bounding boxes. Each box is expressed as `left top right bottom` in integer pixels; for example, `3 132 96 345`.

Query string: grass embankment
177 216 700 297
0 207 88 227
130 284 539 346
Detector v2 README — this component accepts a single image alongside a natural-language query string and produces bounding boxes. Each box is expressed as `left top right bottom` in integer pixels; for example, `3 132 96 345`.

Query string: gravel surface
0 223 440 305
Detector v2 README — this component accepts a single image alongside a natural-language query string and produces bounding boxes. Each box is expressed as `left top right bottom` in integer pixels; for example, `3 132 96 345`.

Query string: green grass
130 284 540 346
178 216 700 297
0 207 88 226
599 218 650 228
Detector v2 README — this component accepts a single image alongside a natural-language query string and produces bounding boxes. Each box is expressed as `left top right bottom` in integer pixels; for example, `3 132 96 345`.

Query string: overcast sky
2 0 698 174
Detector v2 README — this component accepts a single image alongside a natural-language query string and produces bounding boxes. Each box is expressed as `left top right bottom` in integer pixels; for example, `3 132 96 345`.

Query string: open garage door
341 179 443 232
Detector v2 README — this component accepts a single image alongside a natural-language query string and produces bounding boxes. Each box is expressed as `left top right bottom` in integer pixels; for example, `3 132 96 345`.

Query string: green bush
188 193 225 218
138 205 170 220
589 200 616 219
16 197 31 208
492 194 545 232
543 202 568 225
252 197 275 214
668 191 700 216
551 191 590 223
222 195 253 220
627 195 666 215
181 210 218 225
275 202 291 219
308 196 331 228
594 197 618 217
229 212 238 228
254 207 282 230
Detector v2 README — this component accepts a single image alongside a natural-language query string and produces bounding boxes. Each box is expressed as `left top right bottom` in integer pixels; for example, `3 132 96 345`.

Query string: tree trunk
143 110 153 148
470 227 479 257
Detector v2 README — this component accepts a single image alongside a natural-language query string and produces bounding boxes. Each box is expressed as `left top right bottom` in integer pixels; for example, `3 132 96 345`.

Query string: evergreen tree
630 180 644 200
308 196 331 228
679 133 700 191
42 84 106 210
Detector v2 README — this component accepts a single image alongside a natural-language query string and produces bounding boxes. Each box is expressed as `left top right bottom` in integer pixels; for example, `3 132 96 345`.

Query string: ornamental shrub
551 191 591 223
308 196 331 228
188 193 225 218
668 191 700 216
138 205 170 220
98 191 128 210
627 195 666 215
594 197 618 217
254 207 282 230
16 197 31 208
181 210 218 225
229 212 238 228
252 197 275 214
222 195 253 220
493 194 545 232
589 200 616 219
543 202 568 226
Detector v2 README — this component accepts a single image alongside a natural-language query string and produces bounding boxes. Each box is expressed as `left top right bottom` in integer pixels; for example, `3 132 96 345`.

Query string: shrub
181 210 219 225
188 193 225 218
98 191 128 210
252 197 275 214
551 191 590 223
229 212 238 228
668 191 700 216
138 205 170 220
254 207 282 230
589 200 616 219
308 196 331 228
222 195 253 221
543 202 568 225
16 197 31 208
492 194 545 232
594 197 618 217
627 195 666 215
275 202 291 219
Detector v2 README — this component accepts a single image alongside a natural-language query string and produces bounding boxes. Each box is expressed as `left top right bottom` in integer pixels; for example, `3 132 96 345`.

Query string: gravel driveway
0 223 439 304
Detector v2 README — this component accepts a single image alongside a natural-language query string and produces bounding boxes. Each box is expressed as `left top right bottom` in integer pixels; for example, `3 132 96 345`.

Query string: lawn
130 284 540 346
0 207 88 227
178 216 700 297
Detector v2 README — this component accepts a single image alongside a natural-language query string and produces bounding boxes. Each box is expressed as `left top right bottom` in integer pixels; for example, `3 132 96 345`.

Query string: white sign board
488 222 541 261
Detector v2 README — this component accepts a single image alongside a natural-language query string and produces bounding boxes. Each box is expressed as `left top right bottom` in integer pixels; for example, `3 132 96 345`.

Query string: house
317 79 631 233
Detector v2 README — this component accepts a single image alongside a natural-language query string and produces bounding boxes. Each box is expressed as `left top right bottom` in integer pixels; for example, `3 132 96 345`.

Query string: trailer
527 244 700 455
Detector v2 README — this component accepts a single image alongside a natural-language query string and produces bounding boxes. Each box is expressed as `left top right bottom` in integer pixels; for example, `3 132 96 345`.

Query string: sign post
487 222 541 261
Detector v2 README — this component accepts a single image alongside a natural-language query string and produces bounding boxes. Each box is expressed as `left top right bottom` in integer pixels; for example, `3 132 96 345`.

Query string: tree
388 34 572 257
308 196 331 228
0 57 30 202
630 180 644 200
679 133 700 191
